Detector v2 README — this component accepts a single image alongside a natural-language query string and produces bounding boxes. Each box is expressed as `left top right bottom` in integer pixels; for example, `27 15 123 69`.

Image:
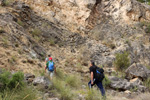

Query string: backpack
48 61 54 71
95 67 105 82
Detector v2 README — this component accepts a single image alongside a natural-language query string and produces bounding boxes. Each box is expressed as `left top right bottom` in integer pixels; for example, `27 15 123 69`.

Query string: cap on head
49 57 52 61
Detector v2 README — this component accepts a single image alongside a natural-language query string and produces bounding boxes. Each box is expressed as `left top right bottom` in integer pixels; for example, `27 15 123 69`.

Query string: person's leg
88 80 92 89
50 71 54 80
96 81 105 96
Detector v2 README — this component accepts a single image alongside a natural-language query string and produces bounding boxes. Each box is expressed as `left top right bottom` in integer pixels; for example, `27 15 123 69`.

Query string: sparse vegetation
0 29 5 33
0 70 24 92
9 55 17 64
125 39 131 46
114 51 130 72
51 78 74 100
2 0 14 6
0 69 38 100
144 78 150 91
85 89 102 100
103 76 111 88
65 74 81 88
137 0 150 4
30 28 41 37
1 36 9 48
17 19 24 26
102 40 116 49
140 21 150 33
49 38 55 46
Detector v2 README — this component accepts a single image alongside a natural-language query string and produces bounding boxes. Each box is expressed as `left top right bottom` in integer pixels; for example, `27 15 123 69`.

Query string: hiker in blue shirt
45 57 56 80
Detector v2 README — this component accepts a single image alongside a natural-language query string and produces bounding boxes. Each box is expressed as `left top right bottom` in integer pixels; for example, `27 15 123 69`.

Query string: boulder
130 78 143 86
33 76 51 89
24 73 35 84
108 76 146 92
108 76 134 90
125 63 150 80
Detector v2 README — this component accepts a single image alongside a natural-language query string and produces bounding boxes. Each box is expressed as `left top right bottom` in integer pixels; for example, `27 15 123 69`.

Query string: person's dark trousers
88 79 105 96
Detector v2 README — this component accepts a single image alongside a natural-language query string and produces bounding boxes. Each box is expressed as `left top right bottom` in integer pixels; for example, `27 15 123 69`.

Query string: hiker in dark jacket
88 61 105 96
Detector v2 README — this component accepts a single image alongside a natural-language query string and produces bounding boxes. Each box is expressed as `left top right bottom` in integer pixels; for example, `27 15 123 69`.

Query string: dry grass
136 93 150 100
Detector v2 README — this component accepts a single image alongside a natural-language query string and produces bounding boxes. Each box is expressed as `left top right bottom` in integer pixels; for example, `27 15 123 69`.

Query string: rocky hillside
0 0 150 100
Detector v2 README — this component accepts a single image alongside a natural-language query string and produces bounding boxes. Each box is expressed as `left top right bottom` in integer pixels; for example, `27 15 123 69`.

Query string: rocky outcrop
125 63 150 80
18 0 150 32
33 76 51 89
109 76 146 92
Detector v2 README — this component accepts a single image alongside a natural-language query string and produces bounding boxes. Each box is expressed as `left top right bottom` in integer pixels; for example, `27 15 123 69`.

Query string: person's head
48 55 51 57
49 57 52 61
90 60 95 66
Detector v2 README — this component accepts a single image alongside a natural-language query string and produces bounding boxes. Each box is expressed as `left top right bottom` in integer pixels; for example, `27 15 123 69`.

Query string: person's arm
54 65 56 73
45 62 48 72
91 72 94 85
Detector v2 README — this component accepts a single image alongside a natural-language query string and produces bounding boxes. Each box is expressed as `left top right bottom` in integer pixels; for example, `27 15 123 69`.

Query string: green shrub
144 78 150 90
30 28 41 37
114 51 130 72
55 68 65 79
8 71 24 89
0 86 38 100
103 76 111 88
49 39 55 46
2 37 9 48
0 71 10 92
137 0 150 3
17 19 24 26
65 75 80 88
85 89 102 100
52 78 73 100
0 70 24 92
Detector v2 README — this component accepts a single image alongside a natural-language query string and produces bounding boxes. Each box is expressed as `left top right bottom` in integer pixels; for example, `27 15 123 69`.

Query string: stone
24 73 35 84
47 98 59 100
125 63 150 80
130 78 143 86
108 76 134 90
78 93 85 100
124 90 131 94
33 76 51 88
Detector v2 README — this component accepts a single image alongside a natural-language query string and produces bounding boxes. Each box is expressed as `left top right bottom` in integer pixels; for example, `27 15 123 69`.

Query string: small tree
114 51 130 73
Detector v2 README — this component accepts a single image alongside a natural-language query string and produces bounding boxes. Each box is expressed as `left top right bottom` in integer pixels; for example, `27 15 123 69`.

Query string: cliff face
18 0 150 32
0 0 150 73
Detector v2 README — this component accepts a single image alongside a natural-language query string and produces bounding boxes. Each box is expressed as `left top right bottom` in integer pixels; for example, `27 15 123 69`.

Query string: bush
65 75 81 88
0 70 24 92
0 86 38 100
144 78 150 91
137 0 150 3
17 19 24 26
52 78 73 100
30 28 41 37
8 71 24 89
85 89 102 100
103 76 111 88
2 0 14 6
114 51 130 72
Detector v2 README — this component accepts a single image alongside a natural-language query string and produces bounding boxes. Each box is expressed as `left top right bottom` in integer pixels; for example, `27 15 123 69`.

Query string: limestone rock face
19 0 150 32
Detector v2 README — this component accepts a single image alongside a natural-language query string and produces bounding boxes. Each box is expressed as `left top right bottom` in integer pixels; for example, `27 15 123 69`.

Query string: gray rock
130 78 143 86
109 76 146 92
33 76 51 88
125 63 150 80
24 73 35 84
109 76 133 90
